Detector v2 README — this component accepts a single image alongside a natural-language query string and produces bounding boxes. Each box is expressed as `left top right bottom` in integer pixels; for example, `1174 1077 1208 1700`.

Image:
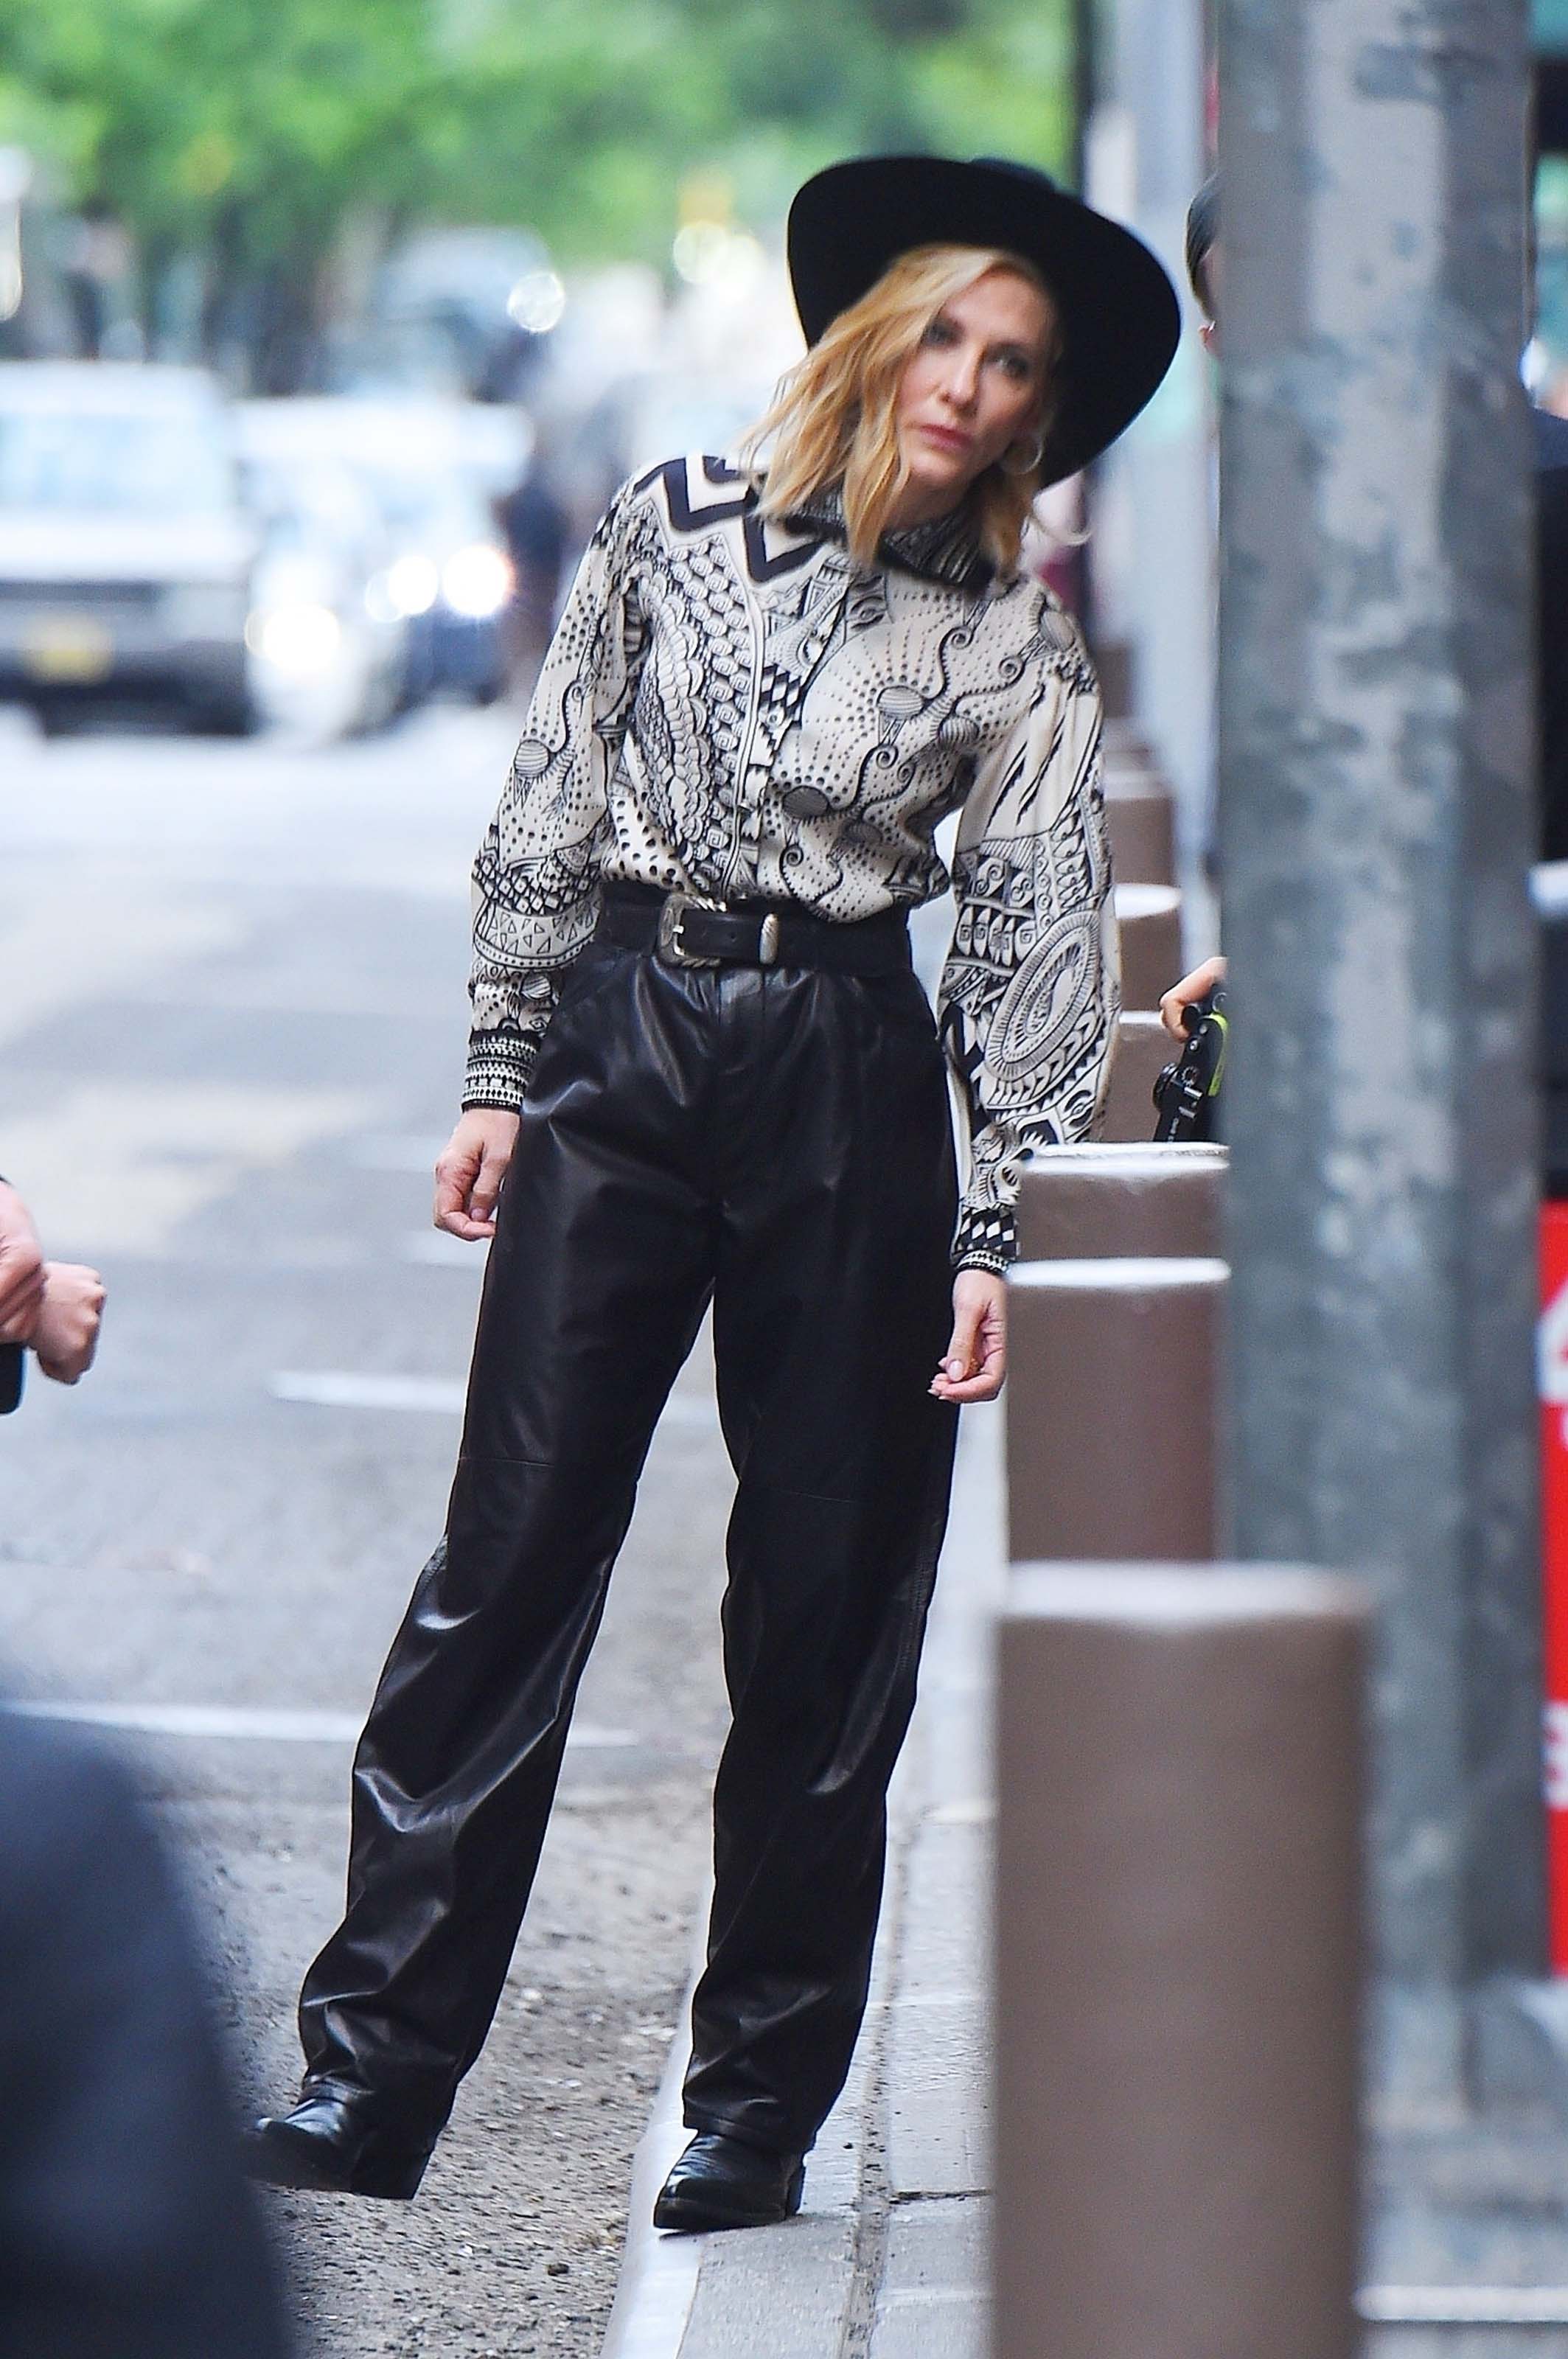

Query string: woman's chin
896 453 981 515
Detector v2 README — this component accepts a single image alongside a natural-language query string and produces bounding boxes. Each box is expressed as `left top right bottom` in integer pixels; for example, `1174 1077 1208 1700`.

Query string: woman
248 156 1178 2232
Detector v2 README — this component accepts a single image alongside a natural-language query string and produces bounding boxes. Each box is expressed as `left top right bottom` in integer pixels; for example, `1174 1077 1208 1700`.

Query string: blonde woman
248 156 1178 2231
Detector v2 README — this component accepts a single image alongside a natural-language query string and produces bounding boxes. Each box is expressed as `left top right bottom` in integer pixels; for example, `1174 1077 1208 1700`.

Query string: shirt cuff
461 1032 540 1114
951 1201 1017 1273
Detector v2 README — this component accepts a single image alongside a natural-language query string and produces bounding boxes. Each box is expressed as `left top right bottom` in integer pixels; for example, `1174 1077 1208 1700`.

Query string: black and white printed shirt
464 454 1119 1272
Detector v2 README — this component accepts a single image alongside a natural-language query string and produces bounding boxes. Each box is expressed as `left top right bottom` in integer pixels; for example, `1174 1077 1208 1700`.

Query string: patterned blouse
464 453 1119 1272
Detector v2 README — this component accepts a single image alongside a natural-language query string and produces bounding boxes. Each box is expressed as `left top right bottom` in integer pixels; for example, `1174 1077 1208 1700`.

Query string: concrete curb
599 1965 710 2359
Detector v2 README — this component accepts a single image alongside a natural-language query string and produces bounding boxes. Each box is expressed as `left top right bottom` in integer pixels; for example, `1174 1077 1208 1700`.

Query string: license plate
21 617 115 683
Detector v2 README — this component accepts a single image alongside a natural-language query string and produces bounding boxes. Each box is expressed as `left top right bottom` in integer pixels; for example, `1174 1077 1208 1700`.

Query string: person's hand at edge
32 1264 105 1384
932 1269 1007 1404
0 1182 45 1345
1158 952 1228 1041
434 1110 521 1241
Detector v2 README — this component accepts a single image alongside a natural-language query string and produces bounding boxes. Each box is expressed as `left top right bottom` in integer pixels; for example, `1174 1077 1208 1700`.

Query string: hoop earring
1000 433 1045 477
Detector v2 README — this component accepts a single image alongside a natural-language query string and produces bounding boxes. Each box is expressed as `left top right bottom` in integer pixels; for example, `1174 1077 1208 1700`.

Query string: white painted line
403 1231 489 1266
7 1701 635 1749
273 1371 467 1413
1359 2287 1568 2324
272 1371 719 1430
601 1889 711 2359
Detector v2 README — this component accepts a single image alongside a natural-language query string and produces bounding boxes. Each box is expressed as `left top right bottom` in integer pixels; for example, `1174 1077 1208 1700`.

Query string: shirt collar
778 482 994 594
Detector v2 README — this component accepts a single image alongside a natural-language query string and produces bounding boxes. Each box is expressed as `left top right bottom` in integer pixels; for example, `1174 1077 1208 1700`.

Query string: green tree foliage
0 0 1074 377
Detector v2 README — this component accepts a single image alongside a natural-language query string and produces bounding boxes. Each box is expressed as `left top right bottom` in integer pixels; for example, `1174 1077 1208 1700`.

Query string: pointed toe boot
652 2131 806 2232
244 2087 437 2201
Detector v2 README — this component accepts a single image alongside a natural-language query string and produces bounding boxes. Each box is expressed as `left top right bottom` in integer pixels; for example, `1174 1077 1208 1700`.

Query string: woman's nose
941 353 981 409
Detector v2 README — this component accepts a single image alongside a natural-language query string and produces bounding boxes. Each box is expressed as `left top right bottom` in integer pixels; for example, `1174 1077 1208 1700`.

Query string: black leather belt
596 882 911 977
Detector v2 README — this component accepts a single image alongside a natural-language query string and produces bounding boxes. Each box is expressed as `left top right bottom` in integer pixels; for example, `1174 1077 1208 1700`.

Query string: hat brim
786 156 1181 488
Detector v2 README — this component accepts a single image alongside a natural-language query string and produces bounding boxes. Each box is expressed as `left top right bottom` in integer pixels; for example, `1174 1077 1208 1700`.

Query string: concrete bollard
1006 1258 1225 1561
1102 717 1154 766
1100 1011 1173 1143
995 1564 1366 2359
1104 773 1177 886
1015 1142 1225 1264
1114 882 1183 1011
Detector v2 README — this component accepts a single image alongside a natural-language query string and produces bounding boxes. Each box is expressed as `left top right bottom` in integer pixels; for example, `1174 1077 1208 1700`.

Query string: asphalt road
0 704 735 2357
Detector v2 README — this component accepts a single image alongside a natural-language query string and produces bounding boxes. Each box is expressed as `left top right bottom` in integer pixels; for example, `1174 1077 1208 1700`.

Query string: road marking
7 1701 636 1748
272 1371 719 1429
403 1230 489 1266
1359 2288 1568 2324
273 1371 467 1412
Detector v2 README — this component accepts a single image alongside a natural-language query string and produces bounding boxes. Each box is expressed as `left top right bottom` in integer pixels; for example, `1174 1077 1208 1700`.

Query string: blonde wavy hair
742 243 1060 578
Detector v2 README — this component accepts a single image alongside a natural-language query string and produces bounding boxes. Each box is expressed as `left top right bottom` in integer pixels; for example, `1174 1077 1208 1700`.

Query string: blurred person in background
0 1708 292 2357
1163 168 1568 1039
1160 170 1227 1039
248 156 1177 2234
496 435 571 697
0 1188 289 2353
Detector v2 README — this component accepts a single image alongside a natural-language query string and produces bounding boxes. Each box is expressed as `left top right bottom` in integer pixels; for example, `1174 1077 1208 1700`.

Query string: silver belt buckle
657 890 721 968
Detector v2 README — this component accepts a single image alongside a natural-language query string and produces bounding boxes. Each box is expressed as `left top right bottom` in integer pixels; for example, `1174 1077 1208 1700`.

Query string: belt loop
759 913 781 966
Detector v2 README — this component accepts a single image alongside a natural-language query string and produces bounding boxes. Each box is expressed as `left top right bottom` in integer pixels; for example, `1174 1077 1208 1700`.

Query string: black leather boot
652 2132 806 2231
243 2087 438 2201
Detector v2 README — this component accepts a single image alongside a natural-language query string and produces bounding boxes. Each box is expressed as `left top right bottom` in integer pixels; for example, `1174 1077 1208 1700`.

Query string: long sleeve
938 619 1119 1272
462 480 651 1110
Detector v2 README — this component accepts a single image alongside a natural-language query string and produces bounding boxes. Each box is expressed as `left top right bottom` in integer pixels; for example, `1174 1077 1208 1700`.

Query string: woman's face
893 267 1055 512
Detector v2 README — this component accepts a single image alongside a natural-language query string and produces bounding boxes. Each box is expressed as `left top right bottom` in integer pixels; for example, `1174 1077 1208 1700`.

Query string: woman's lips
918 424 973 454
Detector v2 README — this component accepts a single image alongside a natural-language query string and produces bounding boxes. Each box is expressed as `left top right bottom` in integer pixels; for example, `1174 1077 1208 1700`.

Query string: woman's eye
922 318 957 347
994 353 1031 382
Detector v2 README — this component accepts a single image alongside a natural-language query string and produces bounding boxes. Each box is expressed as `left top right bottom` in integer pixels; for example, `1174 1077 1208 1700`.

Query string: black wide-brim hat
787 155 1181 488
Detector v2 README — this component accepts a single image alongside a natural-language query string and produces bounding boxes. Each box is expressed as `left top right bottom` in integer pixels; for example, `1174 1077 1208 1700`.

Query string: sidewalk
600 1401 1005 2359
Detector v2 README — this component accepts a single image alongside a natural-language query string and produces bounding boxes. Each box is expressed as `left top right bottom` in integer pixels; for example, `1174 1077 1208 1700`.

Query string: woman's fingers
1159 953 1228 1039
467 1141 512 1233
0 1260 45 1343
433 1147 480 1237
32 1262 105 1384
931 1272 1008 1403
433 1111 520 1241
0 1183 46 1340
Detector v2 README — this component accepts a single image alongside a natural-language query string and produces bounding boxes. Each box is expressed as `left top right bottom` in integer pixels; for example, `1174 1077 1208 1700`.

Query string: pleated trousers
296 928 960 2158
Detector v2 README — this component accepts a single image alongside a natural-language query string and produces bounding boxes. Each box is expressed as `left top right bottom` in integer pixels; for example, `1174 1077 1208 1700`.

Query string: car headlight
245 603 343 679
163 582 250 638
442 543 513 620
382 554 440 619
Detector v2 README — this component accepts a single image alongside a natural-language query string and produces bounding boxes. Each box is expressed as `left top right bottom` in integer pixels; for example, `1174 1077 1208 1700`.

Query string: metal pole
1218 0 1541 2085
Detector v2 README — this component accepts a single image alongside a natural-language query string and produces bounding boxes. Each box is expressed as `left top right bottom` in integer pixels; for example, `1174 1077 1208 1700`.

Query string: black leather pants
297 933 960 2158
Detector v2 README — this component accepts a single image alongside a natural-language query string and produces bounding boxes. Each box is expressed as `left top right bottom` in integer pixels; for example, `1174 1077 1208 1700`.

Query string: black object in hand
0 1344 22 1416
1152 986 1228 1143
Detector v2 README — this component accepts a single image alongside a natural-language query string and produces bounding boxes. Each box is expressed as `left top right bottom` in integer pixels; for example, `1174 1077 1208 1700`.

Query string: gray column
1218 0 1541 2057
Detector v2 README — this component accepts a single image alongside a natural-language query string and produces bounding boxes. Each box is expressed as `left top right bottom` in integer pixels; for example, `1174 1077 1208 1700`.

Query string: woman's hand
931 1269 1007 1404
32 1263 105 1384
433 1110 521 1241
1159 953 1227 1040
0 1182 45 1345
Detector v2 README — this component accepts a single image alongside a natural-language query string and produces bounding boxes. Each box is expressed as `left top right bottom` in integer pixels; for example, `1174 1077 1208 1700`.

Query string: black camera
1152 986 1228 1143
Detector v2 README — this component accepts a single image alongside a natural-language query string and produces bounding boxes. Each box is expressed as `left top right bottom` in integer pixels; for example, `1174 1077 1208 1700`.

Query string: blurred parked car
236 412 411 737
0 363 257 732
232 398 523 708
